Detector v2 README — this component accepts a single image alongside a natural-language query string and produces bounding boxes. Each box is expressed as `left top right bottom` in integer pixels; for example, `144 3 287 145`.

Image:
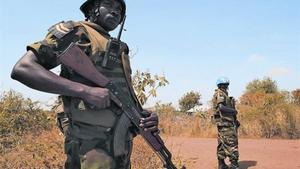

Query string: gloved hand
139 110 159 135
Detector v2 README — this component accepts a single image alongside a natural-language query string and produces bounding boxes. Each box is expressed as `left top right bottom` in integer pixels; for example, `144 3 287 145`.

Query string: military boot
218 159 228 169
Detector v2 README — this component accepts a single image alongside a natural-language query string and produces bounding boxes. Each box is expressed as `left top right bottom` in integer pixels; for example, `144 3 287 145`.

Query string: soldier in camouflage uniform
212 77 240 169
11 0 159 168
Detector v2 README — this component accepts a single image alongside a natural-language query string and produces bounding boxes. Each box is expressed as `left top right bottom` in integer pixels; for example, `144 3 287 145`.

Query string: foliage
132 70 169 105
0 90 53 154
291 89 300 105
238 84 300 138
158 107 215 137
245 77 278 94
154 101 177 115
178 91 202 112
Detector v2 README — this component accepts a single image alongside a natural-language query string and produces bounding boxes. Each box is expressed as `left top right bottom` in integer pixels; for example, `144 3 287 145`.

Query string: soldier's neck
83 21 110 37
219 88 228 95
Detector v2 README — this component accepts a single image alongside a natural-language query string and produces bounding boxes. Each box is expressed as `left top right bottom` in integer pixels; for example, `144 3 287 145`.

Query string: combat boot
218 159 228 169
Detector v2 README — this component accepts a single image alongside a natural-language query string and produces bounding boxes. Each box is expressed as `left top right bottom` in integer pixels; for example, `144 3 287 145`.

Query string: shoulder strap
121 53 143 110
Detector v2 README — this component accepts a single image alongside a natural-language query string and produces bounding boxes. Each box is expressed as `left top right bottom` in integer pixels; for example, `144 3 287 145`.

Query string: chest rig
61 22 134 128
212 89 236 126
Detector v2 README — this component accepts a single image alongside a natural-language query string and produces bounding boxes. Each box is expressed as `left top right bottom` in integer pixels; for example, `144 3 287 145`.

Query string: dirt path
165 137 300 169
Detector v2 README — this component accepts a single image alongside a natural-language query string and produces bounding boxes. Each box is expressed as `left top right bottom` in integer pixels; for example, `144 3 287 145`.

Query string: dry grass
158 112 216 138
0 129 186 169
0 128 65 168
131 136 186 169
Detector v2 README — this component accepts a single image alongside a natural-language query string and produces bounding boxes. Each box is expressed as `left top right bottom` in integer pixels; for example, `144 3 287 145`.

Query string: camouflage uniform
28 20 136 169
212 88 239 167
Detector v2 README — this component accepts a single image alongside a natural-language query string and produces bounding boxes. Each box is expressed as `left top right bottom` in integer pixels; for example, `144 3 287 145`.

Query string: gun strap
120 53 143 111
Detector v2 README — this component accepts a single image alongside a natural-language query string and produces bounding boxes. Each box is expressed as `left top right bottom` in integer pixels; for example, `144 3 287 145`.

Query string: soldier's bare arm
11 50 110 109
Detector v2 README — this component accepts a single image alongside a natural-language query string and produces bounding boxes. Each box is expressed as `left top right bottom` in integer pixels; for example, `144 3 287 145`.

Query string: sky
1 0 300 109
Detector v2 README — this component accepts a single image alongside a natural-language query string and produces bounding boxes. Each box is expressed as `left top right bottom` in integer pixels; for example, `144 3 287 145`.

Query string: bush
238 91 300 138
154 103 215 137
245 77 278 94
178 91 202 112
0 90 53 154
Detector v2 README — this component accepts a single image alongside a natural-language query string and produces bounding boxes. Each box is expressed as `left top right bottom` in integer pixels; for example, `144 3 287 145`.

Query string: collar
217 88 228 96
81 21 110 38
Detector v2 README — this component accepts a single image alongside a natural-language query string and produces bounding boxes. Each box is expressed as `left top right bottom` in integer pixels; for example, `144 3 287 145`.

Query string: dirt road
166 137 300 169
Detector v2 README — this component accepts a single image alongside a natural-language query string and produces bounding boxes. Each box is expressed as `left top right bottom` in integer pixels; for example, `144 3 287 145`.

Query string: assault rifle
58 43 178 169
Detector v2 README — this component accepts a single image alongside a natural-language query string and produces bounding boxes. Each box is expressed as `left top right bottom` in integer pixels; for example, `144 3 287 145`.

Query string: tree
154 101 176 115
245 77 278 94
132 70 169 105
292 89 300 105
178 91 202 113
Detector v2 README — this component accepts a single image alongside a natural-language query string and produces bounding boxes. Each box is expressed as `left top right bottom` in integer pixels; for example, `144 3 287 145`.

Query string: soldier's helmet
80 0 126 23
216 77 230 86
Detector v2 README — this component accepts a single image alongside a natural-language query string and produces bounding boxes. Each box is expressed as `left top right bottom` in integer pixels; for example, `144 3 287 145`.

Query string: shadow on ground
239 160 257 169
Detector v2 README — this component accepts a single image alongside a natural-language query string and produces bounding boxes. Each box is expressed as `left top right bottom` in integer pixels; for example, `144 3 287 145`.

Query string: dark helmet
80 0 126 23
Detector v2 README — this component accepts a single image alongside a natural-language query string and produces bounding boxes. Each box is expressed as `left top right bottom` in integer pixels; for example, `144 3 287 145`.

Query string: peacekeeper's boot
230 161 239 169
218 159 229 169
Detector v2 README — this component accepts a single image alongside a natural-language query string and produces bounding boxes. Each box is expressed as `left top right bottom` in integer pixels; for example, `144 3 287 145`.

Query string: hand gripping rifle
57 23 178 169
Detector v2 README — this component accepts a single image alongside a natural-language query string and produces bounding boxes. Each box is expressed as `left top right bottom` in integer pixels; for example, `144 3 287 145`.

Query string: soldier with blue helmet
212 77 240 169
11 0 159 168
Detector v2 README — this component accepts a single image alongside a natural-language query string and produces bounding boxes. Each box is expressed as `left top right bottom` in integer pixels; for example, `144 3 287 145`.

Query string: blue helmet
216 77 230 86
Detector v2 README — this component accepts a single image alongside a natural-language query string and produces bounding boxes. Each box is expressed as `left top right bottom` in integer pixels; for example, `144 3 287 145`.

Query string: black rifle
58 43 178 169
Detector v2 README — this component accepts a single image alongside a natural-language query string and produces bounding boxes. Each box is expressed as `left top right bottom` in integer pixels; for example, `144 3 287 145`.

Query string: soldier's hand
82 86 110 109
139 111 159 135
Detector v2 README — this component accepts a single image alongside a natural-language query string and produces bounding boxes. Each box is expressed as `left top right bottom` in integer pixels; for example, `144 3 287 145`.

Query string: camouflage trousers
217 126 239 164
61 121 132 169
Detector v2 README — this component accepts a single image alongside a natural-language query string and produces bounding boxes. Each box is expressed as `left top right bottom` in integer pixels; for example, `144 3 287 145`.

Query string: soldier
11 0 159 168
212 77 240 169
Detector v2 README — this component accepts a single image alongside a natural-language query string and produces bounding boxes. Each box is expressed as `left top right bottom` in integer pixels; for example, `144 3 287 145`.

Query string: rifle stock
58 43 178 169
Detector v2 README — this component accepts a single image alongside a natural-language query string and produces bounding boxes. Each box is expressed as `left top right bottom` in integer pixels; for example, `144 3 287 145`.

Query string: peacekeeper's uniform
212 88 239 166
27 20 138 169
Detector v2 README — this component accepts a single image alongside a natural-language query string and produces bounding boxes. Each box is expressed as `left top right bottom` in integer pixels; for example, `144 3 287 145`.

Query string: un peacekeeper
212 77 240 169
11 0 159 168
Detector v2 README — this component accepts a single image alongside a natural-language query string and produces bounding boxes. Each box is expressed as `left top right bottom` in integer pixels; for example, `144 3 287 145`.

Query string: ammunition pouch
69 121 112 140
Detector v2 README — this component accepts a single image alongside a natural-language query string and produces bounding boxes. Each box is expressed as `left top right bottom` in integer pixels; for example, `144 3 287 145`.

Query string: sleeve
27 33 61 69
26 21 82 69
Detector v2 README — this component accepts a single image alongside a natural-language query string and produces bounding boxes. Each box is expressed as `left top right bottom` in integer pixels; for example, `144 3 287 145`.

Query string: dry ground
166 137 300 169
